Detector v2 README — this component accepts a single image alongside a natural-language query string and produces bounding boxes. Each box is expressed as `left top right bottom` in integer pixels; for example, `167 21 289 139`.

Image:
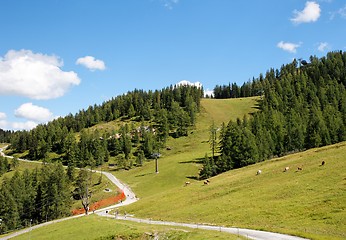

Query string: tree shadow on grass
179 158 203 164
252 98 263 111
186 175 199 180
135 172 154 178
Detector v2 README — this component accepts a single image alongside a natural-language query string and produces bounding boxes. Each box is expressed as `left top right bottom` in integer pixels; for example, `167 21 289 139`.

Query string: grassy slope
112 97 259 198
10 215 245 240
3 97 345 239
112 97 345 240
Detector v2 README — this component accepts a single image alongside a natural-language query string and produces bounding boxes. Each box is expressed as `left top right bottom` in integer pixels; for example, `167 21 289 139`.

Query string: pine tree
209 121 218 159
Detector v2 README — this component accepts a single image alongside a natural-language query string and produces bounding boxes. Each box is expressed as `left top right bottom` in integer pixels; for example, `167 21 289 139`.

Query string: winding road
0 146 309 240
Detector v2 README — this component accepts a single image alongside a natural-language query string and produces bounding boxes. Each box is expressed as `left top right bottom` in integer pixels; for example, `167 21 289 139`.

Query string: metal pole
155 157 159 173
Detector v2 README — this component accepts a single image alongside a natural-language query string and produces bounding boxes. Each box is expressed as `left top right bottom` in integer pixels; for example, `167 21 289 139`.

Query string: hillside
1 51 346 239
113 98 346 240
2 96 345 240
1 96 258 240
112 97 259 198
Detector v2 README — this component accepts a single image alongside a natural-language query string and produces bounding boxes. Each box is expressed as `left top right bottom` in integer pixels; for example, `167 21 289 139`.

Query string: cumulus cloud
291 1 321 24
317 42 330 52
0 120 8 129
204 89 214 97
0 112 6 120
11 121 38 131
277 41 301 53
175 80 213 97
0 119 37 131
76 56 106 71
0 49 80 100
14 103 54 122
0 113 7 129
330 5 346 20
176 80 202 88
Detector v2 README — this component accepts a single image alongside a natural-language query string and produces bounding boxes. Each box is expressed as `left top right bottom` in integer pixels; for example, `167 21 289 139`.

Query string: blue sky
0 0 345 130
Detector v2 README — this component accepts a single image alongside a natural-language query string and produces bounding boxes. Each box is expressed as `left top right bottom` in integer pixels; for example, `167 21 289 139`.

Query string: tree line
0 162 71 233
212 80 264 99
0 129 13 143
6 84 203 169
201 51 346 178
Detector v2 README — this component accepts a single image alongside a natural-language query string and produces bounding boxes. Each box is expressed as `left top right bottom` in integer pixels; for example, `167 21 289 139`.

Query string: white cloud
11 121 38 131
0 112 6 120
317 42 329 52
204 89 214 97
175 80 213 97
162 0 179 10
76 56 106 71
338 5 346 18
14 103 54 122
330 5 346 20
0 49 80 100
277 41 301 53
0 119 37 131
291 1 321 24
0 120 8 129
176 80 214 96
176 80 202 88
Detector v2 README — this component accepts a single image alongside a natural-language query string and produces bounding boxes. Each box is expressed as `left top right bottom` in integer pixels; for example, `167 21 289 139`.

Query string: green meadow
114 98 346 240
2 97 345 240
10 215 245 240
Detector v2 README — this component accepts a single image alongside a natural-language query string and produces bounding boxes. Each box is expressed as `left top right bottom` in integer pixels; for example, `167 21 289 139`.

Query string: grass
0 160 40 182
2 96 345 239
121 142 346 240
10 215 245 240
201 97 259 125
110 98 345 240
113 97 260 198
0 143 8 148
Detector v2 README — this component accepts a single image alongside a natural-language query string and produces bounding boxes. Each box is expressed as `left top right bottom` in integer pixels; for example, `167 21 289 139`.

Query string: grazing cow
321 161 325 166
204 180 209 185
284 167 290 172
256 170 262 175
297 167 303 171
185 181 191 186
206 179 210 183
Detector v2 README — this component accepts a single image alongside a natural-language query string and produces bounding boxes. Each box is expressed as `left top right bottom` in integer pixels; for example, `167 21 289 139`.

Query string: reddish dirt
72 190 126 215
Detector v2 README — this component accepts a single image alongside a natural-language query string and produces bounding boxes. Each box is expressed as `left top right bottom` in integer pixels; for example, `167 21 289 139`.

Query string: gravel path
0 146 309 240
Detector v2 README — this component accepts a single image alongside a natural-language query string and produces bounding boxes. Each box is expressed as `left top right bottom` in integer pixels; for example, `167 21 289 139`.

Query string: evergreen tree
209 121 218 159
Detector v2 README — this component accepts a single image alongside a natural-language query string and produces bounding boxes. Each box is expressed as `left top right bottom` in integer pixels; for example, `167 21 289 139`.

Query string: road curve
0 146 309 240
97 213 308 240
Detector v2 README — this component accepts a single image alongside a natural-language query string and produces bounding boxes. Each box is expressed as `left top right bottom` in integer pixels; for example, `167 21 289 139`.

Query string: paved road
97 213 308 240
0 146 309 240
